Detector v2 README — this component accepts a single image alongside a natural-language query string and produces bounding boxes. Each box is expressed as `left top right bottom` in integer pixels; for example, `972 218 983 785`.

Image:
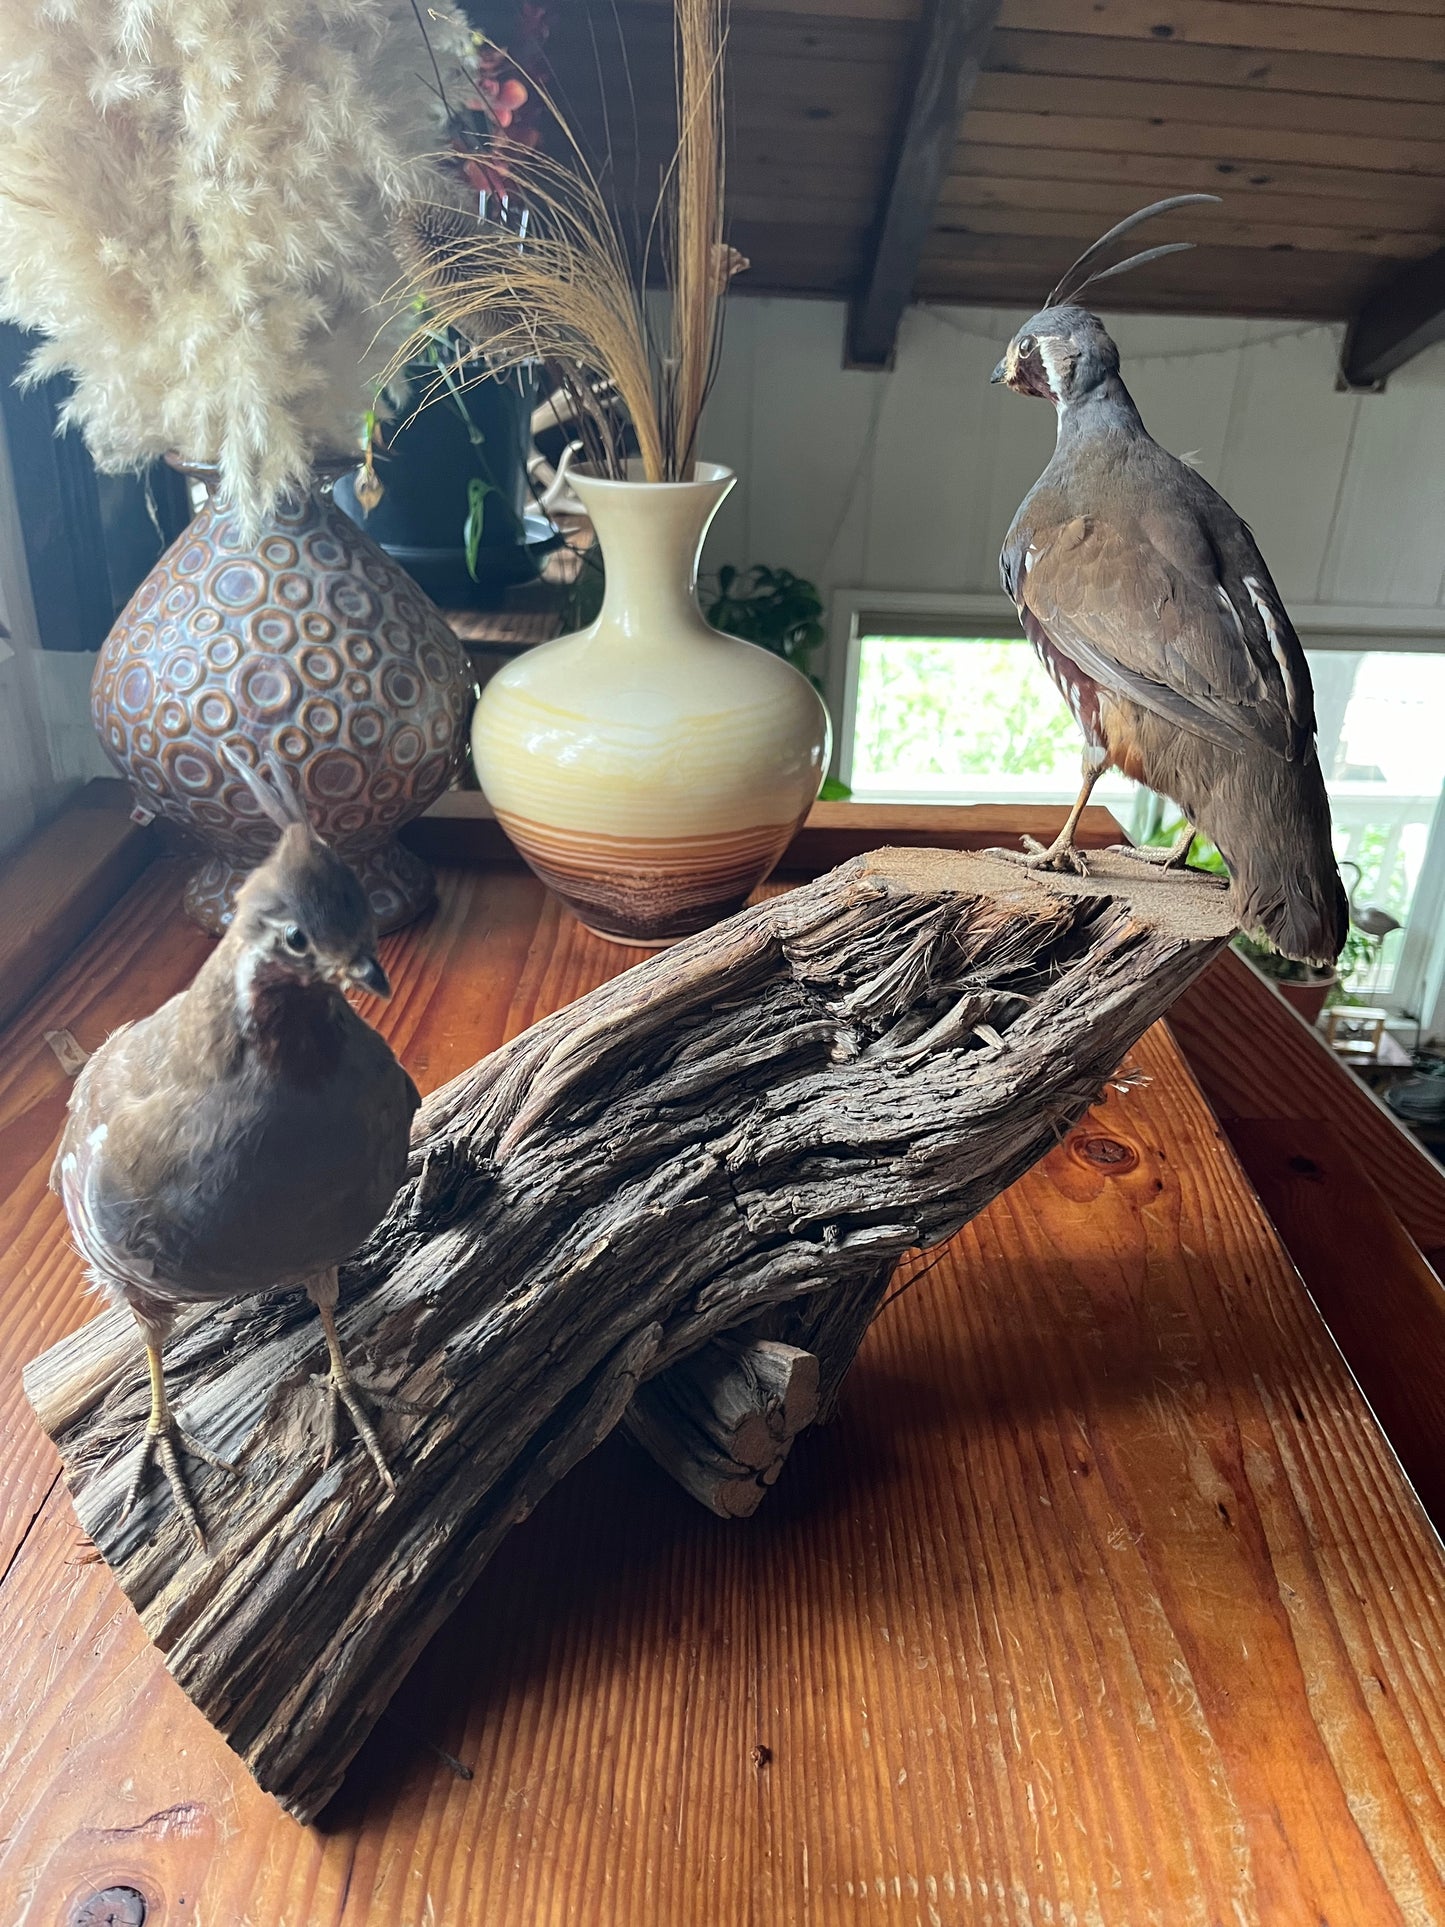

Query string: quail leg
989 768 1100 876
307 1268 401 1494
120 1323 236 1553
1106 824 1226 883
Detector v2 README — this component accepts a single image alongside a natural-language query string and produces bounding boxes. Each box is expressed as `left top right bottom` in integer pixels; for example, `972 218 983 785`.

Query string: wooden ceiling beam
846 0 1004 369
1342 246 1445 386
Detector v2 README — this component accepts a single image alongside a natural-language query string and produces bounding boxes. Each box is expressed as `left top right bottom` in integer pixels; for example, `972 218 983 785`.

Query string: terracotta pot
91 462 473 933
1274 971 1336 1025
472 462 831 945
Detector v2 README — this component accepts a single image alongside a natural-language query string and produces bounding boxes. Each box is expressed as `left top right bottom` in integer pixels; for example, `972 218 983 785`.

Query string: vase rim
570 459 733 491
163 450 358 486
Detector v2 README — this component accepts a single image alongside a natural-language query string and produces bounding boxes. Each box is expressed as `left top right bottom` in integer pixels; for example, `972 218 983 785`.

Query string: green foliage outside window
853 637 1078 782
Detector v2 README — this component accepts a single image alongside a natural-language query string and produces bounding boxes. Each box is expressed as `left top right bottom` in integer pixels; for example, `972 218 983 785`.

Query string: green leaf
819 776 852 801
464 476 493 581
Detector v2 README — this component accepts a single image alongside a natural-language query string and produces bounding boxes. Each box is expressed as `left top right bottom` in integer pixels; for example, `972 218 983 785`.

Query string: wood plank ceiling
545 0 1445 366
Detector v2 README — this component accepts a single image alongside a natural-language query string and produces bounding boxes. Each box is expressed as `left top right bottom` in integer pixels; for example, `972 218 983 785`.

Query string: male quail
992 197 1348 967
52 751 420 1548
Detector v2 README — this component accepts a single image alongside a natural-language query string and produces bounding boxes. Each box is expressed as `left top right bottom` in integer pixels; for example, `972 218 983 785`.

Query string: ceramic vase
472 462 830 944
92 462 474 934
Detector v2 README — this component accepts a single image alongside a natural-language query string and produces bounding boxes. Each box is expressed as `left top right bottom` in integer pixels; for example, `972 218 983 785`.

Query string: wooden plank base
5 859 1445 1919
1223 1116 1445 1529
1168 948 1445 1268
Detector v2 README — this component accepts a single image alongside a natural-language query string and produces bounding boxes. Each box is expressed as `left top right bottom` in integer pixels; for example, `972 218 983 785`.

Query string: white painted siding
699 297 1445 626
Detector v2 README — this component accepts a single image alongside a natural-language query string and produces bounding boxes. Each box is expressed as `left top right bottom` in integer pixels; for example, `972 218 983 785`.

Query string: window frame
828 588 1445 1031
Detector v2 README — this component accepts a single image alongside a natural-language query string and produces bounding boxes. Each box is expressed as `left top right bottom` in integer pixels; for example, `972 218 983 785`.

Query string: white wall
698 297 1445 622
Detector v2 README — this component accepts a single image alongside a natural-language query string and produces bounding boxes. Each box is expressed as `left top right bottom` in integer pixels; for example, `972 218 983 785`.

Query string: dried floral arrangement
0 0 474 532
353 0 552 526
454 0 552 212
396 0 742 484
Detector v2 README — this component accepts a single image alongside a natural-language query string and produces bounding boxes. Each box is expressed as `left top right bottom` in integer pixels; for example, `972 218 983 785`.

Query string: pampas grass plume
0 0 471 532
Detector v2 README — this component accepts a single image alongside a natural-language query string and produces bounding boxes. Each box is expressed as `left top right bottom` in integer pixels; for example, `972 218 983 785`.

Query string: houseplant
1233 931 1340 1025
703 564 827 687
336 3 552 606
0 0 476 929
399 0 830 942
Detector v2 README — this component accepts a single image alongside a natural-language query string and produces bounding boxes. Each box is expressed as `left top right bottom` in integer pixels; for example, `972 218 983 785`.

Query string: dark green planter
334 371 546 608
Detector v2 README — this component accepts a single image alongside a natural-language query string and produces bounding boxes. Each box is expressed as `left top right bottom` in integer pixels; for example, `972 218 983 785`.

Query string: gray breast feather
67 1020 416 1303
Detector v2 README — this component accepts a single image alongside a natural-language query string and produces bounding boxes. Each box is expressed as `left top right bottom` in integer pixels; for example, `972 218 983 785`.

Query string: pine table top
4 840 1445 1926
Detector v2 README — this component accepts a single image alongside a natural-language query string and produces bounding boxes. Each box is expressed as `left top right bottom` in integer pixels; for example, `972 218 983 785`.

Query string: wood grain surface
1225 1115 1445 1529
547 0 1445 315
1168 947 1445 1269
5 858 1445 1923
406 791 1126 875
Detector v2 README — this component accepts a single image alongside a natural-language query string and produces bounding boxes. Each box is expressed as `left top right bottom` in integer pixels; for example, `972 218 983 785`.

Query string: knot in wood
69 1887 147 1927
1070 1133 1140 1173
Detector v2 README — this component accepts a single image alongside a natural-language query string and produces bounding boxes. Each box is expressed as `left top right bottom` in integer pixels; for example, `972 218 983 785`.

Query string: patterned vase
92 462 474 933
472 462 831 945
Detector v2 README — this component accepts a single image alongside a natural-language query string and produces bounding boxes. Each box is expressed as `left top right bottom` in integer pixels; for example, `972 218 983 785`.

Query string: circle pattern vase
92 477 474 933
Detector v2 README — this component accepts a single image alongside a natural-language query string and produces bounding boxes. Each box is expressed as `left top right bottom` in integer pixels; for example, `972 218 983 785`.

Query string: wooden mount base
25 847 1234 1821
624 1336 823 1518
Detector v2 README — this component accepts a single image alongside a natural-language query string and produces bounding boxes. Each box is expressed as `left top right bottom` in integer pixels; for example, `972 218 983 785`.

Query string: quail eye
284 924 309 954
1018 334 1036 356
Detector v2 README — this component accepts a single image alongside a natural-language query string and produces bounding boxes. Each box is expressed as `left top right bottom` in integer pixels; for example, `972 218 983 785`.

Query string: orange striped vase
473 463 831 945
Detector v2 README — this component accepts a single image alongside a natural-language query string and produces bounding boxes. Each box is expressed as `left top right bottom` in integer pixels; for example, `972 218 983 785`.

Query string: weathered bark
25 847 1234 1820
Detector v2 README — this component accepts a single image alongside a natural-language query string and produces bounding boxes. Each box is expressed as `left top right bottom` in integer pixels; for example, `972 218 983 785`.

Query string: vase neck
570 467 734 643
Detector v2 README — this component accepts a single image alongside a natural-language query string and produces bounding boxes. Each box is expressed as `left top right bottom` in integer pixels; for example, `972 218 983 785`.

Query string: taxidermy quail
52 750 421 1549
992 196 1348 967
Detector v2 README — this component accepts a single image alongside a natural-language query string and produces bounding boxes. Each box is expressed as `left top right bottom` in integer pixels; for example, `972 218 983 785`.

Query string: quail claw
319 1369 418 1494
120 1419 238 1555
1103 842 1229 885
986 838 1092 877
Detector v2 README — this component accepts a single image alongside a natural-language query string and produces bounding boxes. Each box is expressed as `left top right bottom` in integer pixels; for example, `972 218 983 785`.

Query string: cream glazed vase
473 461 831 943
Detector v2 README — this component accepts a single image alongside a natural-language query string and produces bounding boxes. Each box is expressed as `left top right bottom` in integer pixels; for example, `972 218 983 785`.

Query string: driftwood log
26 847 1234 1820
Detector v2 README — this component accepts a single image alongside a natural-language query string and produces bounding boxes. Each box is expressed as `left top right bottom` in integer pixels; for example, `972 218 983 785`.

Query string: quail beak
990 357 1007 385
347 953 392 999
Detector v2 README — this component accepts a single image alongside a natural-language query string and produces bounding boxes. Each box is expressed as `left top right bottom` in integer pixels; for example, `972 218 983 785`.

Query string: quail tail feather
1232 855 1349 971
1211 752 1348 969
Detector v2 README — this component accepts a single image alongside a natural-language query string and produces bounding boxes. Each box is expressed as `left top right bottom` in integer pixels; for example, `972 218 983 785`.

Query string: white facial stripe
1039 337 1069 405
235 946 262 1029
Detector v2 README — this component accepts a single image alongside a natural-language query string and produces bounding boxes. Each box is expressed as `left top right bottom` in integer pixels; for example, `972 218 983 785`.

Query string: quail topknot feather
52 749 421 1550
990 196 1348 968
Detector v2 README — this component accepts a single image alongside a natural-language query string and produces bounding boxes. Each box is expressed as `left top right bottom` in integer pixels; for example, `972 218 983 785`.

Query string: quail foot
53 750 420 1550
988 196 1347 968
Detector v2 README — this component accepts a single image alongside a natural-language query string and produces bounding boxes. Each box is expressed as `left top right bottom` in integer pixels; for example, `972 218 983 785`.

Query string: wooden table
5 810 1445 1925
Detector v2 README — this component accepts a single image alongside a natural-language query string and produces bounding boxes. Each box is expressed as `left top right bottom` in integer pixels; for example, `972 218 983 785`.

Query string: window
848 630 1145 824
1310 646 1445 1007
831 594 1445 1022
